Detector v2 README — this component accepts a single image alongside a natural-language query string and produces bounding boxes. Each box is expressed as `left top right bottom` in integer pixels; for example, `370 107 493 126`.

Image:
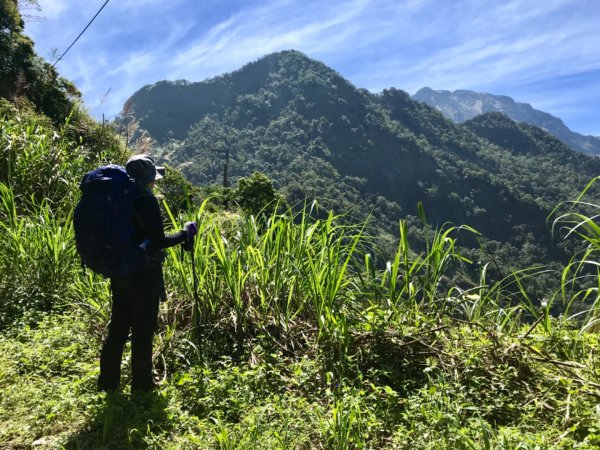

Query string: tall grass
0 108 124 327
159 198 541 364
552 176 600 331
2 113 80 214
163 203 368 343
0 182 80 326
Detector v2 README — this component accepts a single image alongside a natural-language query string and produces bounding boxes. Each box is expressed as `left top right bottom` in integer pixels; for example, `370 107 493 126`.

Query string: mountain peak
231 49 318 77
126 50 357 142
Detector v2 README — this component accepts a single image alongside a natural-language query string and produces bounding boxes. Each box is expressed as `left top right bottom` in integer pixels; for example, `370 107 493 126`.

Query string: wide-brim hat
125 154 165 185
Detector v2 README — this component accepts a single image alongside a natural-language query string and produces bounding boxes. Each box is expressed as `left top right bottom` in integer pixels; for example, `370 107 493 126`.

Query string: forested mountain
412 87 600 155
126 50 600 273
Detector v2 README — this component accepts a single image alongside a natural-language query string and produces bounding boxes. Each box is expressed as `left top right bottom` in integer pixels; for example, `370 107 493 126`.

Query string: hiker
97 154 197 393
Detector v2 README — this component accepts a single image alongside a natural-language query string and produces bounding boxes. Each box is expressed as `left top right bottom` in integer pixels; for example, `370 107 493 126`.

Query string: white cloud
109 52 154 77
492 0 575 23
357 0 600 93
168 0 375 80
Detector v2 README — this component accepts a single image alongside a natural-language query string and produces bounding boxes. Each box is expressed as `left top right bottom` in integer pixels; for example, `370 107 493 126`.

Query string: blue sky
25 0 600 136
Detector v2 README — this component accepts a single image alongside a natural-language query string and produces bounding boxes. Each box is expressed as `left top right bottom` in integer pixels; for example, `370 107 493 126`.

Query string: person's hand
184 221 197 239
182 221 197 252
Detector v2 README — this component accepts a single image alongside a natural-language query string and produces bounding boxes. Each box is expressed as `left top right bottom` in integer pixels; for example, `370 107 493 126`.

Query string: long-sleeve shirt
133 187 187 270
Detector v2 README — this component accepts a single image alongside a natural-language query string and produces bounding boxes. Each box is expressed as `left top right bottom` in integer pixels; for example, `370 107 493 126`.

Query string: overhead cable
51 0 110 68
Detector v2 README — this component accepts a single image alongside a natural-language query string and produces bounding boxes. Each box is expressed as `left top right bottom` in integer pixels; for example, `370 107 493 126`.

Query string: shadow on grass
63 389 170 449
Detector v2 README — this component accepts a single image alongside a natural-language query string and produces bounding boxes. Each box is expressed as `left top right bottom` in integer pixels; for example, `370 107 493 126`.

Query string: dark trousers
98 267 164 391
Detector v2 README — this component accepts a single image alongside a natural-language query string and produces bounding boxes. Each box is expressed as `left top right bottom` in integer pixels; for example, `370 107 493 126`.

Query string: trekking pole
183 221 202 356
186 234 204 357
190 240 202 348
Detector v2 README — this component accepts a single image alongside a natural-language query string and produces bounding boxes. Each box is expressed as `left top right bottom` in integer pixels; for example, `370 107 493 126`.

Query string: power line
51 0 110 68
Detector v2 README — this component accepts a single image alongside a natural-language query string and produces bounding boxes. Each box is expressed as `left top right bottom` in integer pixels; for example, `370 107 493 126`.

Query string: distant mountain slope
463 112 598 206
412 87 600 155
125 50 600 275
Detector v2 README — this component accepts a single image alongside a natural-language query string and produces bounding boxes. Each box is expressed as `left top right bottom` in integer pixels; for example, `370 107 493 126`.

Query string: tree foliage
232 171 286 217
0 0 79 123
158 164 200 215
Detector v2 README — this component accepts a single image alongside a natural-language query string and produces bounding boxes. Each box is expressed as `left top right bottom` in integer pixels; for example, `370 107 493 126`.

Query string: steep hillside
412 87 600 155
126 50 599 272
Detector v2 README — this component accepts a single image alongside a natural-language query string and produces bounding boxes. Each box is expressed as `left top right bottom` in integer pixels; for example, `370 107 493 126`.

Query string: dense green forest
127 51 600 296
3 2 600 448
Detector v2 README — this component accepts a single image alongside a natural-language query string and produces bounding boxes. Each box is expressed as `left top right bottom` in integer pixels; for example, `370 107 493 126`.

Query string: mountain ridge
412 87 600 155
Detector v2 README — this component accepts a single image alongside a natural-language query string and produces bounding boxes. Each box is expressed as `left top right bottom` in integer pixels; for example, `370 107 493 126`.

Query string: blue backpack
74 164 145 278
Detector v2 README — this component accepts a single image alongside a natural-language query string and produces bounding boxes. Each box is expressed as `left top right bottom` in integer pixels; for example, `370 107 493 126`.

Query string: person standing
98 154 196 392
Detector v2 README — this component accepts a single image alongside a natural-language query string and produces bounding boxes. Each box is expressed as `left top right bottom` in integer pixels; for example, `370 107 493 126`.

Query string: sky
25 0 600 136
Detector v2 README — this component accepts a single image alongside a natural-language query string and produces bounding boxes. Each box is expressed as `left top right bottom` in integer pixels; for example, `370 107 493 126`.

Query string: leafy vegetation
1 0 79 123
